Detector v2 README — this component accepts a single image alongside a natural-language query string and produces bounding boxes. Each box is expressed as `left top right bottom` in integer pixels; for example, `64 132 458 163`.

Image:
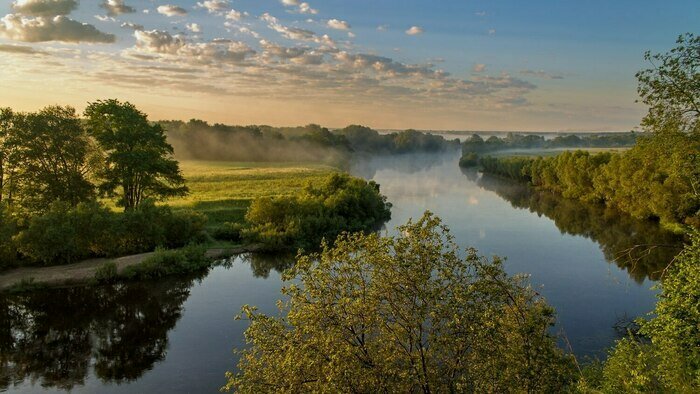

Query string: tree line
461 131 638 155
162 120 459 165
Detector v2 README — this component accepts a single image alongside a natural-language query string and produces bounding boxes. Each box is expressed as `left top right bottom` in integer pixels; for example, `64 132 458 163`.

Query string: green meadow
168 161 338 229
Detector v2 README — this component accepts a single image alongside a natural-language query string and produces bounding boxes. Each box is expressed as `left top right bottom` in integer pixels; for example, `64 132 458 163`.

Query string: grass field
168 161 338 229
489 146 631 158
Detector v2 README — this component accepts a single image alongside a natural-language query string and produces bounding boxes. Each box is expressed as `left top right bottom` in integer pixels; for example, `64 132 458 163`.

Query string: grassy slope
168 161 338 229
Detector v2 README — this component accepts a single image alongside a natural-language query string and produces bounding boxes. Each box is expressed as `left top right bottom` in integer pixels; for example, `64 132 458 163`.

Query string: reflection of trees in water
350 152 452 180
240 253 295 278
0 274 203 391
476 174 684 283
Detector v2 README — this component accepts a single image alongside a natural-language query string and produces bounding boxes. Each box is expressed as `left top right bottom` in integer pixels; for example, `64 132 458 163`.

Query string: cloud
377 24 387 31
0 43 48 55
519 69 564 79
281 0 317 15
261 40 324 65
261 13 335 47
196 0 230 14
101 0 135 16
488 28 496 35
405 26 423 35
298 3 318 15
11 0 77 17
94 15 115 22
186 23 201 33
157 5 187 17
133 29 255 64
0 14 116 43
327 19 350 30
475 11 486 17
225 9 242 21
472 63 486 73
120 21 143 30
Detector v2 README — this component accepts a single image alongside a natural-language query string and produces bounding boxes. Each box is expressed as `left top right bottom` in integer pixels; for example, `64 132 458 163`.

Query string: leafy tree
84 99 188 210
579 231 700 392
225 213 576 392
636 33 700 134
1 106 96 212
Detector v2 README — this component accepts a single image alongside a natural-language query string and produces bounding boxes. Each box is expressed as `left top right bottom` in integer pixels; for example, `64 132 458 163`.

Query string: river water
0 151 682 393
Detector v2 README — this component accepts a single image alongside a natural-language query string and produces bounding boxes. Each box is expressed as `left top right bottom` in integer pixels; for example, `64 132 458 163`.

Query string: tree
636 33 700 134
1 106 96 212
225 212 576 393
84 99 188 210
579 231 700 392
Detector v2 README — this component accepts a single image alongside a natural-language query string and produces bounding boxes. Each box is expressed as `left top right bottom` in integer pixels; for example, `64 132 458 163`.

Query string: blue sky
0 0 697 131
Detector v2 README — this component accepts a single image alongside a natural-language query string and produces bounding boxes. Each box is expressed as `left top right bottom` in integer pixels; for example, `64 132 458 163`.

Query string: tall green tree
225 212 575 393
84 99 188 210
636 33 699 134
1 106 96 212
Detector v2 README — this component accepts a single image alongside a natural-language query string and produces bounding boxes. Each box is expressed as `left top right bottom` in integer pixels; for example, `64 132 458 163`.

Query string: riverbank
0 244 264 291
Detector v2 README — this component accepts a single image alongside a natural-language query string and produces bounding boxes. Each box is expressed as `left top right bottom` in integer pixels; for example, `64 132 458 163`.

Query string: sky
0 1 697 131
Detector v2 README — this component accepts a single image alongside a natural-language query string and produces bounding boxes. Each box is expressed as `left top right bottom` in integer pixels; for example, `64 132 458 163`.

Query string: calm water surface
0 151 682 393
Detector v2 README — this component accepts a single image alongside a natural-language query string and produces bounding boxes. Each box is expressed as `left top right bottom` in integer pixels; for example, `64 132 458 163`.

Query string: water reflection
472 170 684 283
0 274 204 391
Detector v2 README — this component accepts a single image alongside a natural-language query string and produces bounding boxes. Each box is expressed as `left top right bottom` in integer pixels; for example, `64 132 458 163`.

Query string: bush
15 201 114 265
13 200 208 266
458 152 479 167
94 261 118 283
0 206 21 269
121 244 209 280
212 222 245 242
244 173 392 251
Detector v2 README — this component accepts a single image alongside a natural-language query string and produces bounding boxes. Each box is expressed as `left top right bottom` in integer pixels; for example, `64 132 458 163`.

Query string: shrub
0 206 21 270
244 173 391 251
121 244 209 280
15 201 114 265
212 222 245 242
94 261 118 283
458 152 479 167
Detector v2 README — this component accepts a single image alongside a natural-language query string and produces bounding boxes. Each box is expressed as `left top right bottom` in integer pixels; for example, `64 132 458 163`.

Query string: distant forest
160 121 460 164
461 132 639 154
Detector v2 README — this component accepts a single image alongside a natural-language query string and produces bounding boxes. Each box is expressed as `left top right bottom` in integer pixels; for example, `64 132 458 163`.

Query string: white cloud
281 0 299 6
327 19 350 30
298 3 318 15
94 15 115 22
488 28 496 35
225 9 242 21
101 0 135 16
157 5 187 17
348 31 355 38
472 63 486 73
377 24 387 31
196 0 230 14
0 14 116 43
133 29 255 64
475 11 486 17
261 13 335 47
120 21 143 30
11 0 77 17
405 26 423 35
186 23 201 33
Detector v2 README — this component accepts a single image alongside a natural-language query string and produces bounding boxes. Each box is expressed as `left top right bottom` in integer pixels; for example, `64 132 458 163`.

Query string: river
0 151 682 393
